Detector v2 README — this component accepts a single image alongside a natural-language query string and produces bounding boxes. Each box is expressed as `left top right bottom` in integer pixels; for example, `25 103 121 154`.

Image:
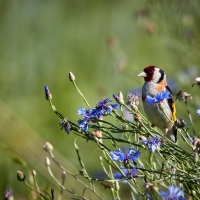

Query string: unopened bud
62 171 66 180
133 113 141 122
69 72 75 82
32 170 36 176
43 142 53 152
118 92 124 104
45 157 50 167
113 94 120 104
17 170 26 181
138 124 145 131
44 86 52 100
99 156 103 161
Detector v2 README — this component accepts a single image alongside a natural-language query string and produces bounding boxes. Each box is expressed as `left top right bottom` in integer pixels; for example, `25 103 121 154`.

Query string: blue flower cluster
146 90 170 104
110 147 140 163
140 137 162 152
159 185 187 200
77 98 118 131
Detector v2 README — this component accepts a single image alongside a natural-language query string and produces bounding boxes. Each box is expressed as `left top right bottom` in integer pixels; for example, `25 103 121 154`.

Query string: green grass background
0 0 200 199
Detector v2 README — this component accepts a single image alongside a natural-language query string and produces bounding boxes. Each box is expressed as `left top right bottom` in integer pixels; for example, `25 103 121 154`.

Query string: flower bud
69 72 75 82
133 113 141 122
44 86 52 100
138 124 145 131
45 157 50 167
113 94 120 104
17 170 26 181
43 142 53 152
62 171 66 180
118 91 124 104
32 170 36 176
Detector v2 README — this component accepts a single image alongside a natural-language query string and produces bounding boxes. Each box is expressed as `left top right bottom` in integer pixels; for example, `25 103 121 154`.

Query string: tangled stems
39 75 200 199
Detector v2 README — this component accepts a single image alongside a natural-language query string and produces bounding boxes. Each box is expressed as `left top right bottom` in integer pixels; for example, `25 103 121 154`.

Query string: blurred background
0 0 200 199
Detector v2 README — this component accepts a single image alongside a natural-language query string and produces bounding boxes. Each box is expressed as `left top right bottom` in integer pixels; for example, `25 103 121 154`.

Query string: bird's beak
138 71 147 77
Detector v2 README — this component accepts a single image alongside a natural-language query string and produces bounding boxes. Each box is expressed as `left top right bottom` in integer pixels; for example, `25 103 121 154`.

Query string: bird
138 66 177 142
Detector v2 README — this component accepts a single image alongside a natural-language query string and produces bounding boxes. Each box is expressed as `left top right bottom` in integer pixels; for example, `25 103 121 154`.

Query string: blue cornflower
113 168 137 179
44 86 52 100
94 98 118 117
77 98 118 132
140 137 162 152
197 107 200 116
146 90 170 104
77 108 95 132
110 147 140 163
159 185 187 200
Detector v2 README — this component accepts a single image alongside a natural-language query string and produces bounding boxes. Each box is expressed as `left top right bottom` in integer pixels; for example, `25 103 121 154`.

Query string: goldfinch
138 66 177 142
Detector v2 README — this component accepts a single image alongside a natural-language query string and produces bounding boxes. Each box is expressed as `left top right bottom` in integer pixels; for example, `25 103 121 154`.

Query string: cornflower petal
77 119 89 132
127 147 140 161
141 137 161 152
110 149 125 162
77 108 86 115
146 90 170 104
159 185 186 200
110 104 119 110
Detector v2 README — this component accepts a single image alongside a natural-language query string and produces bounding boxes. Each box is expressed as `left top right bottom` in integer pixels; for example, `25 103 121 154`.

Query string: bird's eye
148 70 153 74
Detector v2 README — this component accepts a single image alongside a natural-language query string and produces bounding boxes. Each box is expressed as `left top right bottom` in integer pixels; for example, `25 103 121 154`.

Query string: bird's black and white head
138 66 166 83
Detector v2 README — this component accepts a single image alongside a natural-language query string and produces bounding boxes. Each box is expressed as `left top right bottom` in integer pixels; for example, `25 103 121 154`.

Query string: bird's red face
138 66 165 83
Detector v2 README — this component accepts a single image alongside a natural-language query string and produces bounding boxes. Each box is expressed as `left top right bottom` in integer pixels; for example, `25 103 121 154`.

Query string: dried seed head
174 118 186 129
176 90 192 101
